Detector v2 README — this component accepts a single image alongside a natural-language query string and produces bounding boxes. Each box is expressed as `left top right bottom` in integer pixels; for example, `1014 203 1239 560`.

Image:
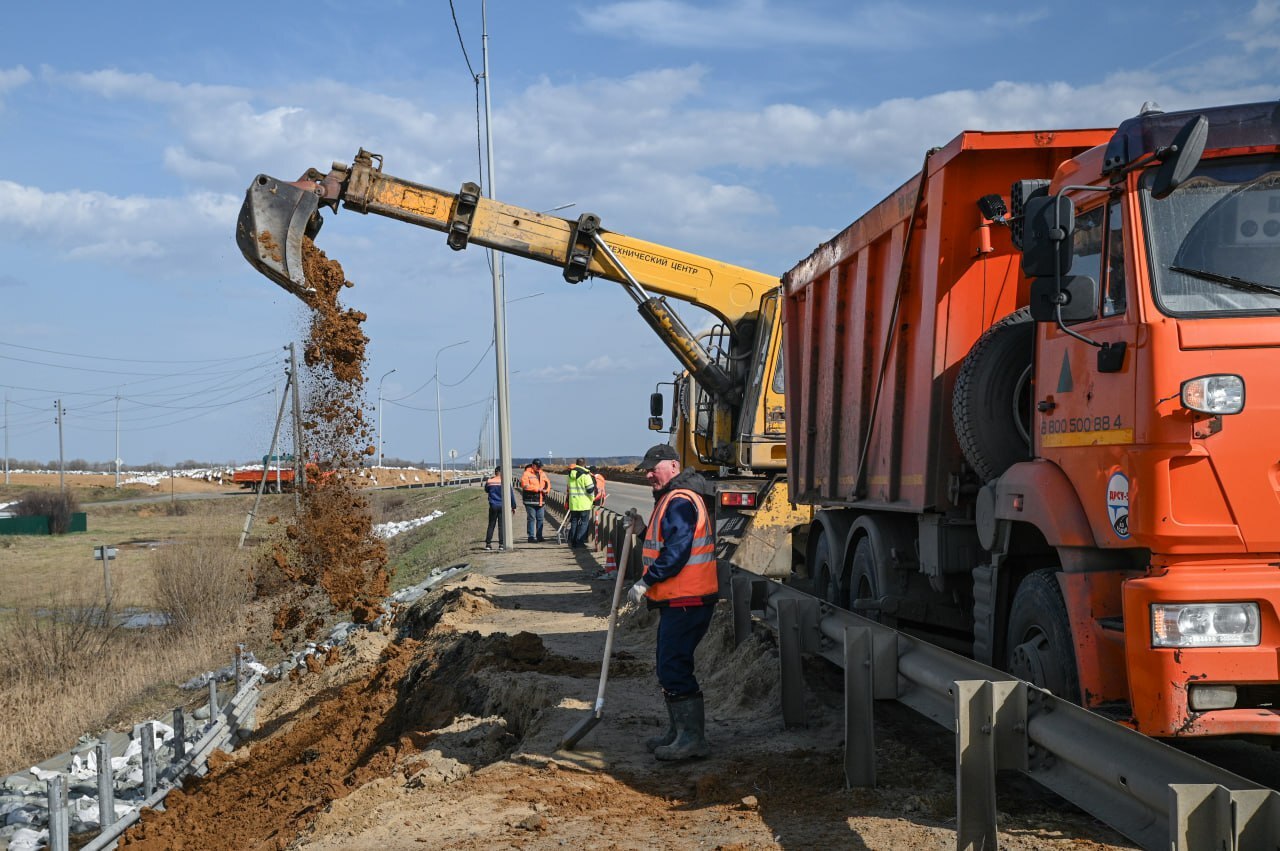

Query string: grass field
379 484 487 590
0 482 485 774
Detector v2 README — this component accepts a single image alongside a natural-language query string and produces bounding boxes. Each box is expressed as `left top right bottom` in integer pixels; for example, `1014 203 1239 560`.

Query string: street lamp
376 368 396 469
435 340 469 486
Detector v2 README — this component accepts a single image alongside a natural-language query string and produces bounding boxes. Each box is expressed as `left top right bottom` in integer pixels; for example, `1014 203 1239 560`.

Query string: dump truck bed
781 129 1113 513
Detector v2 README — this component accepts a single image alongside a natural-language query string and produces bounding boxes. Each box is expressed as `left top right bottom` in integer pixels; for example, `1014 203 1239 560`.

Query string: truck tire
952 307 1034 482
812 532 845 607
1005 569 1080 703
848 537 882 623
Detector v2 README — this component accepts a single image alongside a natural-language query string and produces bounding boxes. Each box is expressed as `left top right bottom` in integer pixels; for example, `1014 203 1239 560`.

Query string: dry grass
0 589 255 773
151 527 254 633
0 496 277 774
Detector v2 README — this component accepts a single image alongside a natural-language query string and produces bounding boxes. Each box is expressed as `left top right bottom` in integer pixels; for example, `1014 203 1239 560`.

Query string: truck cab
990 102 1280 737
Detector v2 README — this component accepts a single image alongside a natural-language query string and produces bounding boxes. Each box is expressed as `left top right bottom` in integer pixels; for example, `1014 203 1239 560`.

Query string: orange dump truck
782 101 1280 739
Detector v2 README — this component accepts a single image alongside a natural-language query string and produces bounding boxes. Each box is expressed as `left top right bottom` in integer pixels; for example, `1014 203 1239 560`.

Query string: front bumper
1123 562 1280 737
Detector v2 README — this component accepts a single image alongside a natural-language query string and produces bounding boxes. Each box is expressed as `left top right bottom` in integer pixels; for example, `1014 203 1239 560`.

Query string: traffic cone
604 542 617 573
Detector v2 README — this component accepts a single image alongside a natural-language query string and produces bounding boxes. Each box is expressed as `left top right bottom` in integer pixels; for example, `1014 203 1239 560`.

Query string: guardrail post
207 676 219 718
953 681 997 851
843 626 875 788
173 707 186 760
777 597 819 727
47 774 68 851
96 738 115 829
1171 784 1280 851
141 721 157 798
953 680 1024 851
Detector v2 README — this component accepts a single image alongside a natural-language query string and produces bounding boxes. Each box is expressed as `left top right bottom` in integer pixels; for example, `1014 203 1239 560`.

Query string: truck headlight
1151 602 1260 647
1181 374 1244 415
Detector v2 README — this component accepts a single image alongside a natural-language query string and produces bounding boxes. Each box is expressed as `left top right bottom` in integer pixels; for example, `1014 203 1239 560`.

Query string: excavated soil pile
121 590 591 850
265 238 388 638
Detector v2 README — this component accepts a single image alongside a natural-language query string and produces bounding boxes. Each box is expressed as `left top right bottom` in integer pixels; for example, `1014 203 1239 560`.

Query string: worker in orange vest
626 443 717 761
519 459 551 543
591 467 607 506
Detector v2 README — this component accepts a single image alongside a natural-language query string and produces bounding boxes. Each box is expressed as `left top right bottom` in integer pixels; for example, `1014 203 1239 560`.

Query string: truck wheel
848 538 882 622
952 307 1034 482
1005 569 1080 703
812 532 845 607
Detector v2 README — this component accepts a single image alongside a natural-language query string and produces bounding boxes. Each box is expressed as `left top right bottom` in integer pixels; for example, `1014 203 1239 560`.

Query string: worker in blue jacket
482 466 517 550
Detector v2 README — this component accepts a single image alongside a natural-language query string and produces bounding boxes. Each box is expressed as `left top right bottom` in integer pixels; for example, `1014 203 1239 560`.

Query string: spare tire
952 307 1034 482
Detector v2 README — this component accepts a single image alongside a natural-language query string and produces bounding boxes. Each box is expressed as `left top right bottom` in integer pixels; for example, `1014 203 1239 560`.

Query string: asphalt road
547 473 654 519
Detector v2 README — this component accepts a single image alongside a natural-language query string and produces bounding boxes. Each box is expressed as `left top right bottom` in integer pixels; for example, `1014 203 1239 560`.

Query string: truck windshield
1142 154 1280 315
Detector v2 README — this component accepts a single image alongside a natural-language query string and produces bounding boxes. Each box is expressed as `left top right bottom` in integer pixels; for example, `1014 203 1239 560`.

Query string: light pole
435 340 468 486
376 368 396 469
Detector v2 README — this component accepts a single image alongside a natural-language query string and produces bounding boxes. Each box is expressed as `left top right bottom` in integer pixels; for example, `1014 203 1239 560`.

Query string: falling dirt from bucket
263 238 389 636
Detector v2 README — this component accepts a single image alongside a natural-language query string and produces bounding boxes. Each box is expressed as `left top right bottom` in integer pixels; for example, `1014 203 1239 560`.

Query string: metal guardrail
32 653 263 851
542 488 1280 848
729 572 1280 851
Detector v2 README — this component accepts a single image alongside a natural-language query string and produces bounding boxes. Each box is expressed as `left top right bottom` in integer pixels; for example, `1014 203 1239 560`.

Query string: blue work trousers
524 503 545 541
568 509 592 547
655 603 715 698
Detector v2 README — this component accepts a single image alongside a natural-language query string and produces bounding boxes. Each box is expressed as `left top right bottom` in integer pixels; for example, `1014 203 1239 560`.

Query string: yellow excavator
235 149 807 572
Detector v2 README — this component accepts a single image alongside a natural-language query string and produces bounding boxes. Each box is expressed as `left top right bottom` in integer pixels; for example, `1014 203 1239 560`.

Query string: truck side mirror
649 392 664 417
1151 115 1208 200
1029 275 1098 323
1020 194 1075 278
648 416 664 431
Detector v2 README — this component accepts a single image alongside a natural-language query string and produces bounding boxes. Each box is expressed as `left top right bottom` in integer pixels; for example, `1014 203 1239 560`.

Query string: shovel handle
592 531 633 715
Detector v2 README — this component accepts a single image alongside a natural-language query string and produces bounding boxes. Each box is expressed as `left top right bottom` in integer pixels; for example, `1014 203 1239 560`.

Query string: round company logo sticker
1106 471 1130 539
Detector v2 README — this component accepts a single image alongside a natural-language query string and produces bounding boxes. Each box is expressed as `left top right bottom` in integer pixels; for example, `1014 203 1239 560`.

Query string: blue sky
1 0 1278 467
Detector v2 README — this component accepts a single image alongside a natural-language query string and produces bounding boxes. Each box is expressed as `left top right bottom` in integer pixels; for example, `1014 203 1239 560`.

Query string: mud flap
236 175 321 298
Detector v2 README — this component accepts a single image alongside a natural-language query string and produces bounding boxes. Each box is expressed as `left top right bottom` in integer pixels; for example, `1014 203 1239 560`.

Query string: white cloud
1229 0 1280 53
0 66 31 93
526 355 627 383
0 181 240 270
578 1 1044 49
0 65 31 110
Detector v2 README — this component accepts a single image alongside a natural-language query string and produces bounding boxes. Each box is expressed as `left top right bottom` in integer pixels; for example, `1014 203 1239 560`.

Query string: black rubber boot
645 698 677 752
654 694 710 761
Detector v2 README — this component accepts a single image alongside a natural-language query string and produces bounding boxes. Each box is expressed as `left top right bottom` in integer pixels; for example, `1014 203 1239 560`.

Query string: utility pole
483 0 516 551
289 343 306 499
239 367 293 548
114 393 121 488
376 367 396 470
54 399 65 493
4 392 9 486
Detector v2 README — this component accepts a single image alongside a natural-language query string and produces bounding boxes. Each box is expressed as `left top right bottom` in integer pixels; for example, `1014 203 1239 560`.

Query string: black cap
637 443 679 470
531 459 543 467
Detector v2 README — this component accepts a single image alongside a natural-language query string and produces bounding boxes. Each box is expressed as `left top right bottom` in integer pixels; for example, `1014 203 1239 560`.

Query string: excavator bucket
235 174 322 299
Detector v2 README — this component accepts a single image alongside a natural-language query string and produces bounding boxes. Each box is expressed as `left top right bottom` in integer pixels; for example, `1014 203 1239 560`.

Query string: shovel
560 531 634 750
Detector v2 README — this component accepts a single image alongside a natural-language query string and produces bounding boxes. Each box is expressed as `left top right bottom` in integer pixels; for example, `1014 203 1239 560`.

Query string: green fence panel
69 512 87 533
0 516 51 535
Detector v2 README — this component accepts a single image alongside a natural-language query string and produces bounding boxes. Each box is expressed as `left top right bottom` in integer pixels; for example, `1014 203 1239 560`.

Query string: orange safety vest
519 467 550 505
593 473 607 504
641 487 716 605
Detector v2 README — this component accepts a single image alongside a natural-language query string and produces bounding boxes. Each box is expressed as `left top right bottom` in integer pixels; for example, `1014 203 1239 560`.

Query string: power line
386 395 490 413
0 340 276 365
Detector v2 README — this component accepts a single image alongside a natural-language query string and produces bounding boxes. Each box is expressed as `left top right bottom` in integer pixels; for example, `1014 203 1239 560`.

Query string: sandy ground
118 540 1137 850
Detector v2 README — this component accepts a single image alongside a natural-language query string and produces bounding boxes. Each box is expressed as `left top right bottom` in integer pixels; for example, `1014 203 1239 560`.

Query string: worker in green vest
566 458 597 548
